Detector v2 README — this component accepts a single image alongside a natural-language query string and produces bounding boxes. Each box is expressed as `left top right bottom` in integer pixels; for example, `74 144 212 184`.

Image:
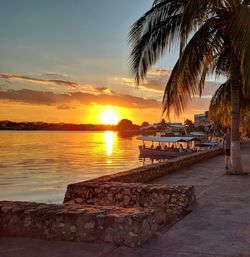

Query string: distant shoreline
0 129 130 132
0 129 140 133
0 120 140 133
0 128 117 132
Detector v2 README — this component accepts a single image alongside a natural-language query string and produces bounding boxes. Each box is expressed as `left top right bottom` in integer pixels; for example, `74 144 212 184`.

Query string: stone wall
63 148 222 230
0 148 222 246
0 201 157 247
79 148 223 184
64 182 195 226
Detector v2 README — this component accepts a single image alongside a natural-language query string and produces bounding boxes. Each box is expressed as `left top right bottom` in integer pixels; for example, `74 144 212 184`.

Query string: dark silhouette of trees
141 121 150 127
117 119 134 131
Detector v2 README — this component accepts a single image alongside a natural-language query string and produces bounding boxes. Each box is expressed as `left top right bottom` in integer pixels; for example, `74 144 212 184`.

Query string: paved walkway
1 142 250 257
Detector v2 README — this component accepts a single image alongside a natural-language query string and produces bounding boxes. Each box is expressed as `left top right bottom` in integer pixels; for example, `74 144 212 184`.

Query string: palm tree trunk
231 82 244 173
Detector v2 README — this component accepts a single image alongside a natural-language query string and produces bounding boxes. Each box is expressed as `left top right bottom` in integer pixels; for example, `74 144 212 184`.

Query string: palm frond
212 46 232 77
129 0 173 43
129 0 225 85
162 17 222 116
129 0 250 120
129 0 189 84
210 80 231 115
179 0 212 49
129 14 183 85
209 79 250 125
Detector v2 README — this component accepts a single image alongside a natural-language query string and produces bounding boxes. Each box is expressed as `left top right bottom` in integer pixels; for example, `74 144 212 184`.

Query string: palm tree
209 80 250 170
129 0 250 173
210 80 250 126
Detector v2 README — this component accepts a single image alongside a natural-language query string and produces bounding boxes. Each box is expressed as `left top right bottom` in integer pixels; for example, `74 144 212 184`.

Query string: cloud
112 76 164 94
113 69 170 93
0 84 7 89
0 89 161 109
0 73 79 88
116 69 220 96
0 71 221 119
96 87 114 94
147 69 172 78
0 73 98 94
144 70 220 94
143 79 166 91
142 69 171 91
41 71 72 80
57 104 77 110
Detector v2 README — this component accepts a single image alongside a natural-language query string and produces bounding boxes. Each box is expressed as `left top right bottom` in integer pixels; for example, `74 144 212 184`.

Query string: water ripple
0 131 163 203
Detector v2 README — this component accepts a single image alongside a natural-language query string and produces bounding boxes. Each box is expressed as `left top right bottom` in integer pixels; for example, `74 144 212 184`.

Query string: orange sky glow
0 70 220 125
0 1 223 126
0 71 218 124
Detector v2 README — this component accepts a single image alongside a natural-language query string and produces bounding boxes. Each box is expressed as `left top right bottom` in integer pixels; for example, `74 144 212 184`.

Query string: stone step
0 201 157 247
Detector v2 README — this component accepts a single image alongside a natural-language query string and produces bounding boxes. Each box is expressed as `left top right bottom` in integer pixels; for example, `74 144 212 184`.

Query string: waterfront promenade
1 142 250 257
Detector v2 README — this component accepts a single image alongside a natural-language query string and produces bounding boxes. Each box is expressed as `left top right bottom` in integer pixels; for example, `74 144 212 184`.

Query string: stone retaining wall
64 182 195 226
1 148 222 246
80 148 223 184
0 201 157 247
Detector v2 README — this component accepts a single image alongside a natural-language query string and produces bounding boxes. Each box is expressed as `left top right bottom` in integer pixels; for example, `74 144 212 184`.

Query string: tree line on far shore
0 119 140 132
1 117 249 137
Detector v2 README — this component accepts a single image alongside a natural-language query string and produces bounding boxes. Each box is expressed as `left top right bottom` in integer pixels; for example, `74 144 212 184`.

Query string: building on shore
194 113 209 128
140 122 186 135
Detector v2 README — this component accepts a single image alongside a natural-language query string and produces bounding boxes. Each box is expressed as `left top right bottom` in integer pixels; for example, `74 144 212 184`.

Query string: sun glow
100 109 119 125
104 131 116 156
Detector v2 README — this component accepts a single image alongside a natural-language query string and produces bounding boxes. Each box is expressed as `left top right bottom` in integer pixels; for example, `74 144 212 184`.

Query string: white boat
137 136 201 158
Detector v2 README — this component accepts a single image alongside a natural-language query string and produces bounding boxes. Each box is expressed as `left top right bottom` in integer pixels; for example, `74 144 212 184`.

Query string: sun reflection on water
0 131 155 203
104 131 116 156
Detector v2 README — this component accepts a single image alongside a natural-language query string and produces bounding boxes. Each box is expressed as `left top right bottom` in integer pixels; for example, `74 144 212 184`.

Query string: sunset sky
0 0 221 125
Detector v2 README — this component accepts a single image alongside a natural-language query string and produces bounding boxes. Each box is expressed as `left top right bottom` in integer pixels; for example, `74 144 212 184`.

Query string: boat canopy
137 136 200 143
190 131 206 136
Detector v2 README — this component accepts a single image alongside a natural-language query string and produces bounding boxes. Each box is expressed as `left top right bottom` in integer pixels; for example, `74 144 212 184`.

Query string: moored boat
137 136 201 158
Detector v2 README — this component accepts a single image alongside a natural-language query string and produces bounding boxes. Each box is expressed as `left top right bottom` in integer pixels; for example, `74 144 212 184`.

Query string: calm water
0 131 154 203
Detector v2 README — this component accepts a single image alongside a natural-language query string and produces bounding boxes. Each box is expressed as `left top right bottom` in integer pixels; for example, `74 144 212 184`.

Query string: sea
0 131 158 203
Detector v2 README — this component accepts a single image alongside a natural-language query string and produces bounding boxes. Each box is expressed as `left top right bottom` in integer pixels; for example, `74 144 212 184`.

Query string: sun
100 109 119 125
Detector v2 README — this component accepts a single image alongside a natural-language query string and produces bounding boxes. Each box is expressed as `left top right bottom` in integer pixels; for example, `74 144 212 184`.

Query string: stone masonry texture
64 182 195 227
0 201 157 247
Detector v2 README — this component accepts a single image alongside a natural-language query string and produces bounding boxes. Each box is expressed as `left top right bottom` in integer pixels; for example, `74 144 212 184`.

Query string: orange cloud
147 69 172 77
0 89 161 109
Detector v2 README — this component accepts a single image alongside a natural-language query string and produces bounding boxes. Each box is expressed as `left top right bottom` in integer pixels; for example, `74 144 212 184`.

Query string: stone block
64 182 195 227
0 201 157 247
